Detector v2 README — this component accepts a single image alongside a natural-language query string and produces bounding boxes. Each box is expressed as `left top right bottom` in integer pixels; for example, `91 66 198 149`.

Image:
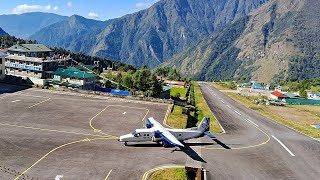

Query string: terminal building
0 52 7 80
4 44 71 85
50 67 96 90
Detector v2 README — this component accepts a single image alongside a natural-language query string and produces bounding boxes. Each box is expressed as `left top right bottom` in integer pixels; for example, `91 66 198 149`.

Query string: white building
308 92 320 100
5 44 71 85
0 52 7 80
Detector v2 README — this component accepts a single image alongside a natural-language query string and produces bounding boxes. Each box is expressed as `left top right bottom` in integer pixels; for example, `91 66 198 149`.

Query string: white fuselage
119 128 204 143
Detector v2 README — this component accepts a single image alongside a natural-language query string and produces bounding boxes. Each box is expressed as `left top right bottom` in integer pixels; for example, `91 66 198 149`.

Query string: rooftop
271 91 288 98
0 52 7 57
7 44 52 53
53 67 96 79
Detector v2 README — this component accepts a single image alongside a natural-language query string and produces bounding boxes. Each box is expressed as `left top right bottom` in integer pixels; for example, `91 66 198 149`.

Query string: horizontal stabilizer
204 132 216 139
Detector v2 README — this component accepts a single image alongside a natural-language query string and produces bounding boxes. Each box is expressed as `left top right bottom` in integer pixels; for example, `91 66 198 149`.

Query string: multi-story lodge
0 52 7 80
4 44 71 85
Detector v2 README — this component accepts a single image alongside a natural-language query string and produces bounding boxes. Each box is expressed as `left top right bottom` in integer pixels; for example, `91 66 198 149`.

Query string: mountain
31 0 269 68
30 15 112 52
0 12 68 38
163 0 320 83
0 27 8 36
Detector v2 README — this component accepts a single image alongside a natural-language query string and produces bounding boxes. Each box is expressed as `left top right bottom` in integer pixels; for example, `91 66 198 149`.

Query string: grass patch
212 82 237 90
170 87 188 99
167 105 188 129
150 168 187 180
310 86 320 92
225 92 320 138
194 82 223 133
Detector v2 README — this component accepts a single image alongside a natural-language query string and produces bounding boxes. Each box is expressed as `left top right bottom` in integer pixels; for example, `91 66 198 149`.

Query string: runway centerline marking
203 84 270 150
11 100 21 103
234 110 242 116
272 135 295 157
123 112 127 115
246 119 259 127
28 98 51 109
105 169 113 180
221 100 225 104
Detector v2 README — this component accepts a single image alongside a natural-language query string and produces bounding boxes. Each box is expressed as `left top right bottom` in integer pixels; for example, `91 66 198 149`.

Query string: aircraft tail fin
198 117 210 132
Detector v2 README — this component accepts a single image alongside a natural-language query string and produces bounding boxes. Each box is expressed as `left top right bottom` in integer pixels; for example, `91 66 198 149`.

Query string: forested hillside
163 0 320 83
31 0 268 68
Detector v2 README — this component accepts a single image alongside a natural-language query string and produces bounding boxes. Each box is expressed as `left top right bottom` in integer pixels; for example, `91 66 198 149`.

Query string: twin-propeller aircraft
119 117 216 148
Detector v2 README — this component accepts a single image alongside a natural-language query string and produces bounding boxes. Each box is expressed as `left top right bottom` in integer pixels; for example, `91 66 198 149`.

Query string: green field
150 168 187 180
170 87 188 99
167 105 188 129
225 92 320 138
194 82 223 133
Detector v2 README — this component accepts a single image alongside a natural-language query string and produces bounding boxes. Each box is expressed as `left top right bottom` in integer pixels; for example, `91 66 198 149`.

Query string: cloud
67 1 72 7
88 12 99 19
135 0 159 8
53 6 58 11
12 4 52 14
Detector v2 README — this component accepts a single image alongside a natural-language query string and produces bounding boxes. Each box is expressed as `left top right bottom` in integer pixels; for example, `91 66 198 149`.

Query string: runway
199 83 320 179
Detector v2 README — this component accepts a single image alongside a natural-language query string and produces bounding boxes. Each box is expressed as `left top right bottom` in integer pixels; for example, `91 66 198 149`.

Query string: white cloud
67 1 72 7
53 6 58 11
88 12 99 19
136 0 159 8
12 4 52 14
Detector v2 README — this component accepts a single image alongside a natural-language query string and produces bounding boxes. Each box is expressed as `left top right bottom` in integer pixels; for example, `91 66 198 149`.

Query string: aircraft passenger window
179 134 182 136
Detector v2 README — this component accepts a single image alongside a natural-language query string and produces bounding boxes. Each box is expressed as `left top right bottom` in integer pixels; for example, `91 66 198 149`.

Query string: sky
0 0 159 20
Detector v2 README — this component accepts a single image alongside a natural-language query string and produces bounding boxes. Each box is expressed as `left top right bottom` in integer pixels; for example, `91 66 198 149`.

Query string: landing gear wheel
124 142 127 146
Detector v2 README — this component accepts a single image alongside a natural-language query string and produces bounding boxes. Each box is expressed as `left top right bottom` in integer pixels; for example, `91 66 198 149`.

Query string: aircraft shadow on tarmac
126 138 231 163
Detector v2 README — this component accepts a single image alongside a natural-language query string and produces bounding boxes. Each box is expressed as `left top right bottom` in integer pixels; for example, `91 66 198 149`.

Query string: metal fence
285 98 320 105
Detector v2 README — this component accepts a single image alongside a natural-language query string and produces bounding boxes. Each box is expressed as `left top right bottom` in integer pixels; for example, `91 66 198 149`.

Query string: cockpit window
131 131 140 137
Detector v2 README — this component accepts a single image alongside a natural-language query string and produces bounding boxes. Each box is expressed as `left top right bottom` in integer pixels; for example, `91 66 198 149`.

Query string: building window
0 70 2 75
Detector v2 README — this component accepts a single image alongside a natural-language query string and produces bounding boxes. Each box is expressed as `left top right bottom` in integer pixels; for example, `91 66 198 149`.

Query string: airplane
118 117 216 148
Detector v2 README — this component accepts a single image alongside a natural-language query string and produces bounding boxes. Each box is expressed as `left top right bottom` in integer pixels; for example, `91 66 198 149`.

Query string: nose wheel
124 142 128 146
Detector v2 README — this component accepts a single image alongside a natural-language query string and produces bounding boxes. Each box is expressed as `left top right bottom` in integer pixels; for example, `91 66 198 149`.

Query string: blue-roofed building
0 52 7 79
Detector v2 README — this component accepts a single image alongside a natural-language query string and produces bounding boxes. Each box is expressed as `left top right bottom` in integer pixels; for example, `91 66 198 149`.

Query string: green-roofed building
4 43 71 85
51 67 96 90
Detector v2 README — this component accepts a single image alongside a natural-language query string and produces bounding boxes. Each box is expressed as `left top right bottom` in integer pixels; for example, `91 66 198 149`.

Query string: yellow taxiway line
205 120 271 150
14 137 115 180
89 105 149 138
104 169 113 180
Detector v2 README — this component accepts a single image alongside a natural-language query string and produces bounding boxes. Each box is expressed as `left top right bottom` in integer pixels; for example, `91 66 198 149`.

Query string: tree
299 89 308 98
168 68 181 81
122 74 133 89
148 74 162 97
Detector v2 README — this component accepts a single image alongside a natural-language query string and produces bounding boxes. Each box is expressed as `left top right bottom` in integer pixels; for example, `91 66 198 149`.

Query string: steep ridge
30 15 112 53
0 27 8 36
0 12 67 38
163 0 320 83
31 0 268 68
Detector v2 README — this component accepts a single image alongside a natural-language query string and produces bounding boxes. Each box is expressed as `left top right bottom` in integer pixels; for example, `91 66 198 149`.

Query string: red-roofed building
270 91 288 100
163 80 185 87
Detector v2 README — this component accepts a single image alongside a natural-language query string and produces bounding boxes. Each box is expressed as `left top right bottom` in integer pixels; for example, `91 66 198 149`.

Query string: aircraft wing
147 117 184 147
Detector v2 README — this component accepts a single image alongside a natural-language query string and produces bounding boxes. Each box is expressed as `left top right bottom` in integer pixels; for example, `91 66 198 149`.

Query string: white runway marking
55 175 63 180
234 111 242 116
123 112 127 115
246 119 259 127
226 105 231 108
221 100 225 104
11 100 21 103
272 135 295 157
